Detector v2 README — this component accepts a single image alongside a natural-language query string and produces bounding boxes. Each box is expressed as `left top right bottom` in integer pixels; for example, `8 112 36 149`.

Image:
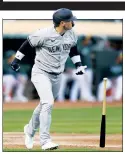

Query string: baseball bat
99 78 107 148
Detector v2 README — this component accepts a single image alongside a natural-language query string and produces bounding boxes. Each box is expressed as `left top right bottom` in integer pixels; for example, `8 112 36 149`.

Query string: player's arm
11 28 46 71
69 45 87 75
11 28 45 71
10 40 33 71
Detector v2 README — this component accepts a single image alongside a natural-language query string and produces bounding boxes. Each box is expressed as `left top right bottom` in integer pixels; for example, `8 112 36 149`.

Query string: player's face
61 21 73 30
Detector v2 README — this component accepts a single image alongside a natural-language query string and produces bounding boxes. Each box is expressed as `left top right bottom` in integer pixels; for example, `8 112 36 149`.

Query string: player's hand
76 65 87 75
10 58 20 72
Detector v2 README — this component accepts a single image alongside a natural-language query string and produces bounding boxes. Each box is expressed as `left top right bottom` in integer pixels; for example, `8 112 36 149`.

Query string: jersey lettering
46 44 72 53
47 46 60 53
29 27 77 73
63 44 72 50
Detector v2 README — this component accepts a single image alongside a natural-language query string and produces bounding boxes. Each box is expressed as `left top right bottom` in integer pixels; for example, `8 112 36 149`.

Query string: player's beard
63 25 72 31
63 21 74 30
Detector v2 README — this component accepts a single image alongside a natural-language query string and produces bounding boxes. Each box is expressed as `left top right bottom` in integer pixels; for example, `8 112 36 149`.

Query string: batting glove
75 65 87 75
10 58 20 72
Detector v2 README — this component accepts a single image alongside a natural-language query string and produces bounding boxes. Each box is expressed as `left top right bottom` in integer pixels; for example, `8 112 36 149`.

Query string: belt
41 69 62 76
47 72 62 75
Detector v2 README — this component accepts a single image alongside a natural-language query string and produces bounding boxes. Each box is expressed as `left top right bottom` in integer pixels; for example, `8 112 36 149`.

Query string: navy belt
40 69 61 75
46 71 62 75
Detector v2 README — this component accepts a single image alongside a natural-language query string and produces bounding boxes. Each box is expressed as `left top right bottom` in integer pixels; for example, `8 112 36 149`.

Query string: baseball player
11 8 87 150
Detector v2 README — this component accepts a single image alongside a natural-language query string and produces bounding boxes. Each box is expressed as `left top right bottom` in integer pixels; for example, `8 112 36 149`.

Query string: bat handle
102 78 107 115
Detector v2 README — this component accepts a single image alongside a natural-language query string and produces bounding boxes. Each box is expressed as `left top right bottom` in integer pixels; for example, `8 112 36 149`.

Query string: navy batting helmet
53 8 77 26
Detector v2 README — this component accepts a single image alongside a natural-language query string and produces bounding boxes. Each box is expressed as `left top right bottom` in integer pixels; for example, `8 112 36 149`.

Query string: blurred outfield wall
3 20 122 36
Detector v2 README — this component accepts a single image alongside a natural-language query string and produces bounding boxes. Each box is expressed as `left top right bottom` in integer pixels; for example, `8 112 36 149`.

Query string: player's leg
25 72 55 147
113 75 122 101
97 78 113 102
14 74 28 102
3 75 17 102
24 102 42 149
25 103 41 137
78 69 95 102
69 79 79 102
52 74 62 100
57 72 69 102
84 69 96 101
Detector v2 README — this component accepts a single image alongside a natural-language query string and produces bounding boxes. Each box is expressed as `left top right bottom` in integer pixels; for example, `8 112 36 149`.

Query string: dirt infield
3 132 122 151
3 100 122 111
3 101 123 151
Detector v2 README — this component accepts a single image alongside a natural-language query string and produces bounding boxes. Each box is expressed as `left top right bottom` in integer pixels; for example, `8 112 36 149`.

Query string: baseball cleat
24 124 33 149
42 142 59 150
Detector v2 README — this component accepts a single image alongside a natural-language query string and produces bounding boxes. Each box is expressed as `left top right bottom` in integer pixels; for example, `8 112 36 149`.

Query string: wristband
15 51 25 60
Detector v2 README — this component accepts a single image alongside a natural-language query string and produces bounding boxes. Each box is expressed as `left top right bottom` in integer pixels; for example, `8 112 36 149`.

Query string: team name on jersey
63 44 72 50
47 46 60 53
47 44 72 53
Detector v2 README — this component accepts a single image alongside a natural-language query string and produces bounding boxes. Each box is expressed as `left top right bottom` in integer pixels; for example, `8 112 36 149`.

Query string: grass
3 148 122 152
3 105 122 152
3 106 122 134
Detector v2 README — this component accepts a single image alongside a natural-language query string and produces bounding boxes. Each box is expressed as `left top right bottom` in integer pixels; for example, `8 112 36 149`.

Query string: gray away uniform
26 26 77 146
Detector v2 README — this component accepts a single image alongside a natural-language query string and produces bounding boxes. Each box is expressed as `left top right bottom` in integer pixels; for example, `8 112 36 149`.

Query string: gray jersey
28 26 77 74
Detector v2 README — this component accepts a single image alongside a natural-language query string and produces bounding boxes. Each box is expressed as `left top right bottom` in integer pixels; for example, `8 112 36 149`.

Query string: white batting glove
75 65 87 75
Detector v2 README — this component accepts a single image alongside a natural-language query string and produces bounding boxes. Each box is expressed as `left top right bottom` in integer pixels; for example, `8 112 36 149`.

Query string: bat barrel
100 115 106 147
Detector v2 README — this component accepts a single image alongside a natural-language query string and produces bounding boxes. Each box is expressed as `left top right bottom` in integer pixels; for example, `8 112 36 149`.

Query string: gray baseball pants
26 70 61 146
